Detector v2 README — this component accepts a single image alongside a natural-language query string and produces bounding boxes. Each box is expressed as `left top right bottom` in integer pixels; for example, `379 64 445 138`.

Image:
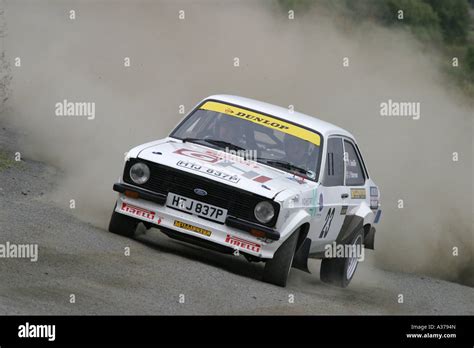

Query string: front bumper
113 183 282 259
113 183 167 205
113 183 279 240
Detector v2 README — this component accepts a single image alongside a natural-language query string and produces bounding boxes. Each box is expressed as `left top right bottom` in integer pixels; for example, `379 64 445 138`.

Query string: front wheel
108 206 140 238
262 229 300 287
320 229 364 288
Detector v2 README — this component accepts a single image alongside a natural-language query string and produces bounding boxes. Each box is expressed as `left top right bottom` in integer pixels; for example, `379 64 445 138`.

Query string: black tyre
320 229 364 288
262 229 300 287
108 208 140 238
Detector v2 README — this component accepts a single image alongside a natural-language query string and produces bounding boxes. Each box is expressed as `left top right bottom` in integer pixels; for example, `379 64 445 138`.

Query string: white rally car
109 95 381 287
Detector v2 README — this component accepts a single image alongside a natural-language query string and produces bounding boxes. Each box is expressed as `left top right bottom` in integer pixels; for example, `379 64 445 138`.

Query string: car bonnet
136 140 316 200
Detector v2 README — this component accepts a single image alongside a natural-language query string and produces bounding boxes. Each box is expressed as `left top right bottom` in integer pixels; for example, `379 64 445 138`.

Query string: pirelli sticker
350 189 366 199
200 101 321 146
174 220 212 237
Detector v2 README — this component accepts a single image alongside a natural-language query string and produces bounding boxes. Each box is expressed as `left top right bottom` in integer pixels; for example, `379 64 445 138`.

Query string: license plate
167 192 227 223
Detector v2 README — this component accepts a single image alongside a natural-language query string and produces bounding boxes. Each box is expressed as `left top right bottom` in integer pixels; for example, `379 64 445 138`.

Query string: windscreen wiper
203 139 246 152
180 138 247 155
257 158 309 176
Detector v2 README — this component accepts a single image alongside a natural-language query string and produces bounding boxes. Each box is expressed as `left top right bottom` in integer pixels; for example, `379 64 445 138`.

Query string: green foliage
384 0 442 43
0 151 15 171
275 0 474 97
277 0 471 44
466 45 474 74
386 0 440 26
277 0 314 12
424 0 470 44
342 0 392 22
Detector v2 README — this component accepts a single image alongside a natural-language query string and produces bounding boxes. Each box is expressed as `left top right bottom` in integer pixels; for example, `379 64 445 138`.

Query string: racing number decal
319 208 335 239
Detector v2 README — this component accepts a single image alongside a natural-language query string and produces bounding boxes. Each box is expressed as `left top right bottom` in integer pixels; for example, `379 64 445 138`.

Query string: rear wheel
262 229 300 287
108 205 140 237
320 229 364 288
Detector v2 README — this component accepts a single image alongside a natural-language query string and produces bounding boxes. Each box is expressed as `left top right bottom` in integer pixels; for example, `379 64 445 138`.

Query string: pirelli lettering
200 101 321 146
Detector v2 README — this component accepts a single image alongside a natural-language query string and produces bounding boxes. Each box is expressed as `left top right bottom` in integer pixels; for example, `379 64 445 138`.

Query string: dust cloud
1 0 472 285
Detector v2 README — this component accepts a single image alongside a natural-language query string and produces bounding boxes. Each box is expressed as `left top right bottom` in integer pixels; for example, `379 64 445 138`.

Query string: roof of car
202 94 354 139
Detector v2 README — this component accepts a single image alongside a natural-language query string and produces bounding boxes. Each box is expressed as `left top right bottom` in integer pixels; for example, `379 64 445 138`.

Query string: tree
466 46 474 75
423 0 470 44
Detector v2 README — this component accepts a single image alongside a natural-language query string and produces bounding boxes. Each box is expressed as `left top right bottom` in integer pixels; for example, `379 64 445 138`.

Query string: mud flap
291 238 311 273
365 226 376 250
336 215 364 245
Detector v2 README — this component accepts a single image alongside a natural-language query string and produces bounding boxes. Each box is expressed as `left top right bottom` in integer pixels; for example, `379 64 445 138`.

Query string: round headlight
129 162 150 184
254 201 275 224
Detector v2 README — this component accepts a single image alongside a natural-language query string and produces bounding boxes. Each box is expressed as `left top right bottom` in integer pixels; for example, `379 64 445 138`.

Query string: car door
308 136 349 253
343 139 368 212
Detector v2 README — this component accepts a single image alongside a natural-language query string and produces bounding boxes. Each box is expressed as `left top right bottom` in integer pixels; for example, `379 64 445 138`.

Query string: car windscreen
170 101 322 181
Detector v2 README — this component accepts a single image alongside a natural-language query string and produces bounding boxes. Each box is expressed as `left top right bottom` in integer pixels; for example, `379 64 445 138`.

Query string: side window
323 137 344 186
344 140 365 186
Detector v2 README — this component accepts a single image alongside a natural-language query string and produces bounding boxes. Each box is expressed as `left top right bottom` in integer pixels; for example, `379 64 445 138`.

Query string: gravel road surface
0 127 472 315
